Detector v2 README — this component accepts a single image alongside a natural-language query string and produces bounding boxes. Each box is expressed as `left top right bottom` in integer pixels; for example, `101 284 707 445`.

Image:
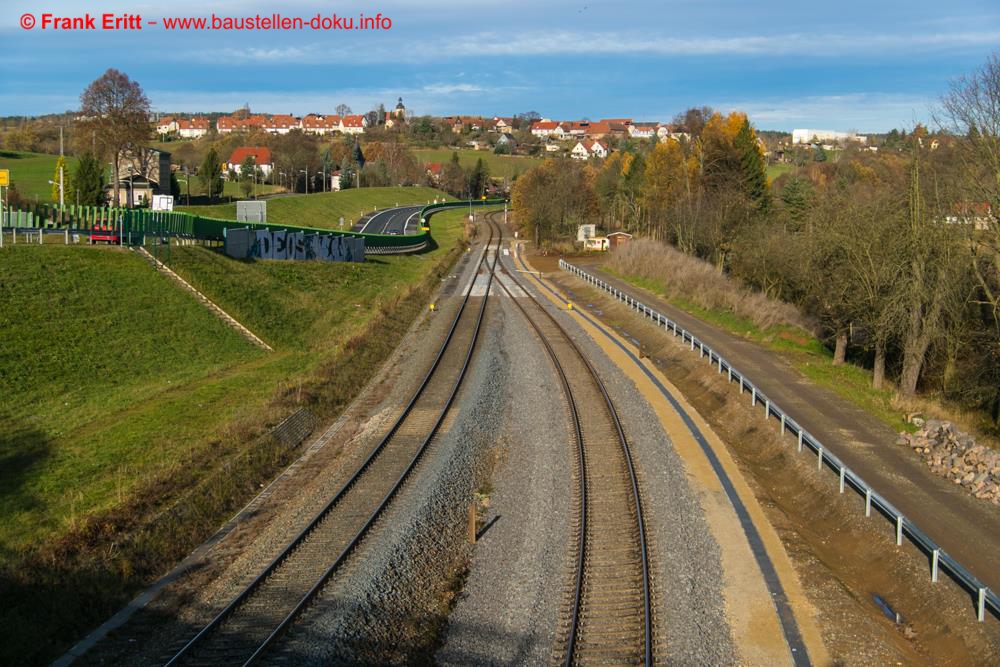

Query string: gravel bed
506 260 738 665
435 291 574 666
77 239 486 665
275 301 508 665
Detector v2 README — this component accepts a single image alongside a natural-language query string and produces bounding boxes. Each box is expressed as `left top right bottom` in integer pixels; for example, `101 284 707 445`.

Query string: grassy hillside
0 206 469 664
177 186 452 229
413 148 543 179
0 246 258 556
0 151 80 203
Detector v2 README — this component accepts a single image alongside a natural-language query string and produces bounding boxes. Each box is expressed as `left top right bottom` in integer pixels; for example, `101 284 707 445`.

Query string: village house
216 114 267 134
156 116 177 135
583 122 611 139
425 162 443 183
657 124 689 142
628 124 657 139
489 117 514 133
531 120 565 139
176 118 209 138
301 114 342 135
106 146 172 207
341 114 367 134
571 140 609 160
262 114 299 134
226 146 274 178
496 133 517 151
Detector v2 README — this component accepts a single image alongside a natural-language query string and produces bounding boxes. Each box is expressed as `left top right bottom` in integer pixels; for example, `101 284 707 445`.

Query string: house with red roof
341 114 367 134
301 114 342 135
227 146 273 177
425 162 443 182
262 114 299 134
177 118 209 138
628 124 657 139
584 122 612 139
571 140 609 160
531 120 565 138
156 116 177 135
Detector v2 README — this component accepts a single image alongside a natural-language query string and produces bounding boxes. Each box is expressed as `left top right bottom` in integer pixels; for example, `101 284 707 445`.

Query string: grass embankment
177 186 452 229
413 148 543 179
0 206 468 665
604 239 912 433
0 151 80 202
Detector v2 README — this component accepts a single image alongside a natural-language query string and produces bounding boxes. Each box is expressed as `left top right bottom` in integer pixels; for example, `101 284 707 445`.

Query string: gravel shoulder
545 260 1000 665
74 237 488 665
437 247 741 665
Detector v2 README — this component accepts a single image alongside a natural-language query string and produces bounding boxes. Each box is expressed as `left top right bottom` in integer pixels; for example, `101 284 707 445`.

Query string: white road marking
403 209 421 235
359 207 396 233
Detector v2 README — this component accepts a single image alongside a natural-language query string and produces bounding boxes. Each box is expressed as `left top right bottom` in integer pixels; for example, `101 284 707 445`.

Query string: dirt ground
541 255 1000 666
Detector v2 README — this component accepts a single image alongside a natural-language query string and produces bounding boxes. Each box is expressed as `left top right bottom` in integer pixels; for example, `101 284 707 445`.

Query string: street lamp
126 165 135 209
300 168 309 195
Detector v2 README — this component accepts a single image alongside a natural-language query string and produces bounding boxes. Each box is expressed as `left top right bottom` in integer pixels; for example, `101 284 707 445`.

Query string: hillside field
0 151 80 203
0 204 470 663
413 148 543 179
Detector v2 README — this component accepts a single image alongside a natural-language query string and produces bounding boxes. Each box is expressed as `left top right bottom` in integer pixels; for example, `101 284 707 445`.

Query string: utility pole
59 126 64 225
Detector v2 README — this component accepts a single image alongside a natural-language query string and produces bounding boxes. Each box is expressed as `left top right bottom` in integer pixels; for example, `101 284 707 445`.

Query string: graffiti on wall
223 227 365 263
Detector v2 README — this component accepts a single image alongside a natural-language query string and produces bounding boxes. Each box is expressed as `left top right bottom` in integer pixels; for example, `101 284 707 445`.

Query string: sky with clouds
2 0 999 131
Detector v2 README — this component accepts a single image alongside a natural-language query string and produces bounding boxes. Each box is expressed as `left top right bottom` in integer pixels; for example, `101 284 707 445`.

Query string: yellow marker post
567 302 574 311
429 303 436 312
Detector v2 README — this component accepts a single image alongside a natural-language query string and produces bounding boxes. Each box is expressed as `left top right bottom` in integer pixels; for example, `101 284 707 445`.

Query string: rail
164 225 502 666
490 214 652 665
559 259 998 623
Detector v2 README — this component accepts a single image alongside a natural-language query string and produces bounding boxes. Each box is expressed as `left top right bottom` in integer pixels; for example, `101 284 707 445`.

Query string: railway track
485 213 654 665
162 225 502 666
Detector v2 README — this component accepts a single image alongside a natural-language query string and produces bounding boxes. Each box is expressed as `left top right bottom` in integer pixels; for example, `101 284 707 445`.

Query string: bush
606 238 812 332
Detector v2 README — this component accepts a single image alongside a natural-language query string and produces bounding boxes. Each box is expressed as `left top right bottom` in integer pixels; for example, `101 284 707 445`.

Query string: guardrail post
728 367 732 382
718 356 723 373
739 377 744 394
931 550 939 582
817 447 823 471
978 588 986 622
797 430 803 452
690 337 695 351
751 386 757 406
700 342 704 358
780 414 786 434
896 516 903 546
865 489 872 517
764 399 770 420
839 466 846 493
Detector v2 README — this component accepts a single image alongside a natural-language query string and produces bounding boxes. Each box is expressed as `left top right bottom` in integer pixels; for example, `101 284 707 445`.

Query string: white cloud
146 81 513 115
710 93 934 133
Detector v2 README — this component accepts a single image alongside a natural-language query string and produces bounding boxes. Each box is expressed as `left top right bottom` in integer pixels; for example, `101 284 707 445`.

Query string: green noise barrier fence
1 199 506 252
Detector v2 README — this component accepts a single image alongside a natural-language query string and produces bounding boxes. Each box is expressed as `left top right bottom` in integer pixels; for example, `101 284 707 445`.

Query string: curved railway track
485 213 654 666
163 224 503 666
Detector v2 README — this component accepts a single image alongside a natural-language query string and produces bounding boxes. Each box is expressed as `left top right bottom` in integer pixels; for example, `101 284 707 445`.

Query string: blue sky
2 0 999 131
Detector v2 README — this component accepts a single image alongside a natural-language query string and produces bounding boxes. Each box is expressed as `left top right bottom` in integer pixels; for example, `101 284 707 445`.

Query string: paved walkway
556 261 1000 596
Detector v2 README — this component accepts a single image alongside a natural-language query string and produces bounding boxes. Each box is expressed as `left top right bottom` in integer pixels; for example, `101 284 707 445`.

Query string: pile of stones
897 419 1000 505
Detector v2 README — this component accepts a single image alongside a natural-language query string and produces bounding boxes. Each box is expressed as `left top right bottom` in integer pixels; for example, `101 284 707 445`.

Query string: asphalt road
352 205 425 236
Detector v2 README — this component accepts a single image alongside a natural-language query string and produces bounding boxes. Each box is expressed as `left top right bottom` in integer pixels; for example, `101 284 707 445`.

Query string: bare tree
335 103 352 117
940 50 1000 338
79 69 150 206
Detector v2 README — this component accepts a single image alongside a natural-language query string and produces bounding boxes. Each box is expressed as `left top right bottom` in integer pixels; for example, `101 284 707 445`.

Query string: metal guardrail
559 259 998 623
